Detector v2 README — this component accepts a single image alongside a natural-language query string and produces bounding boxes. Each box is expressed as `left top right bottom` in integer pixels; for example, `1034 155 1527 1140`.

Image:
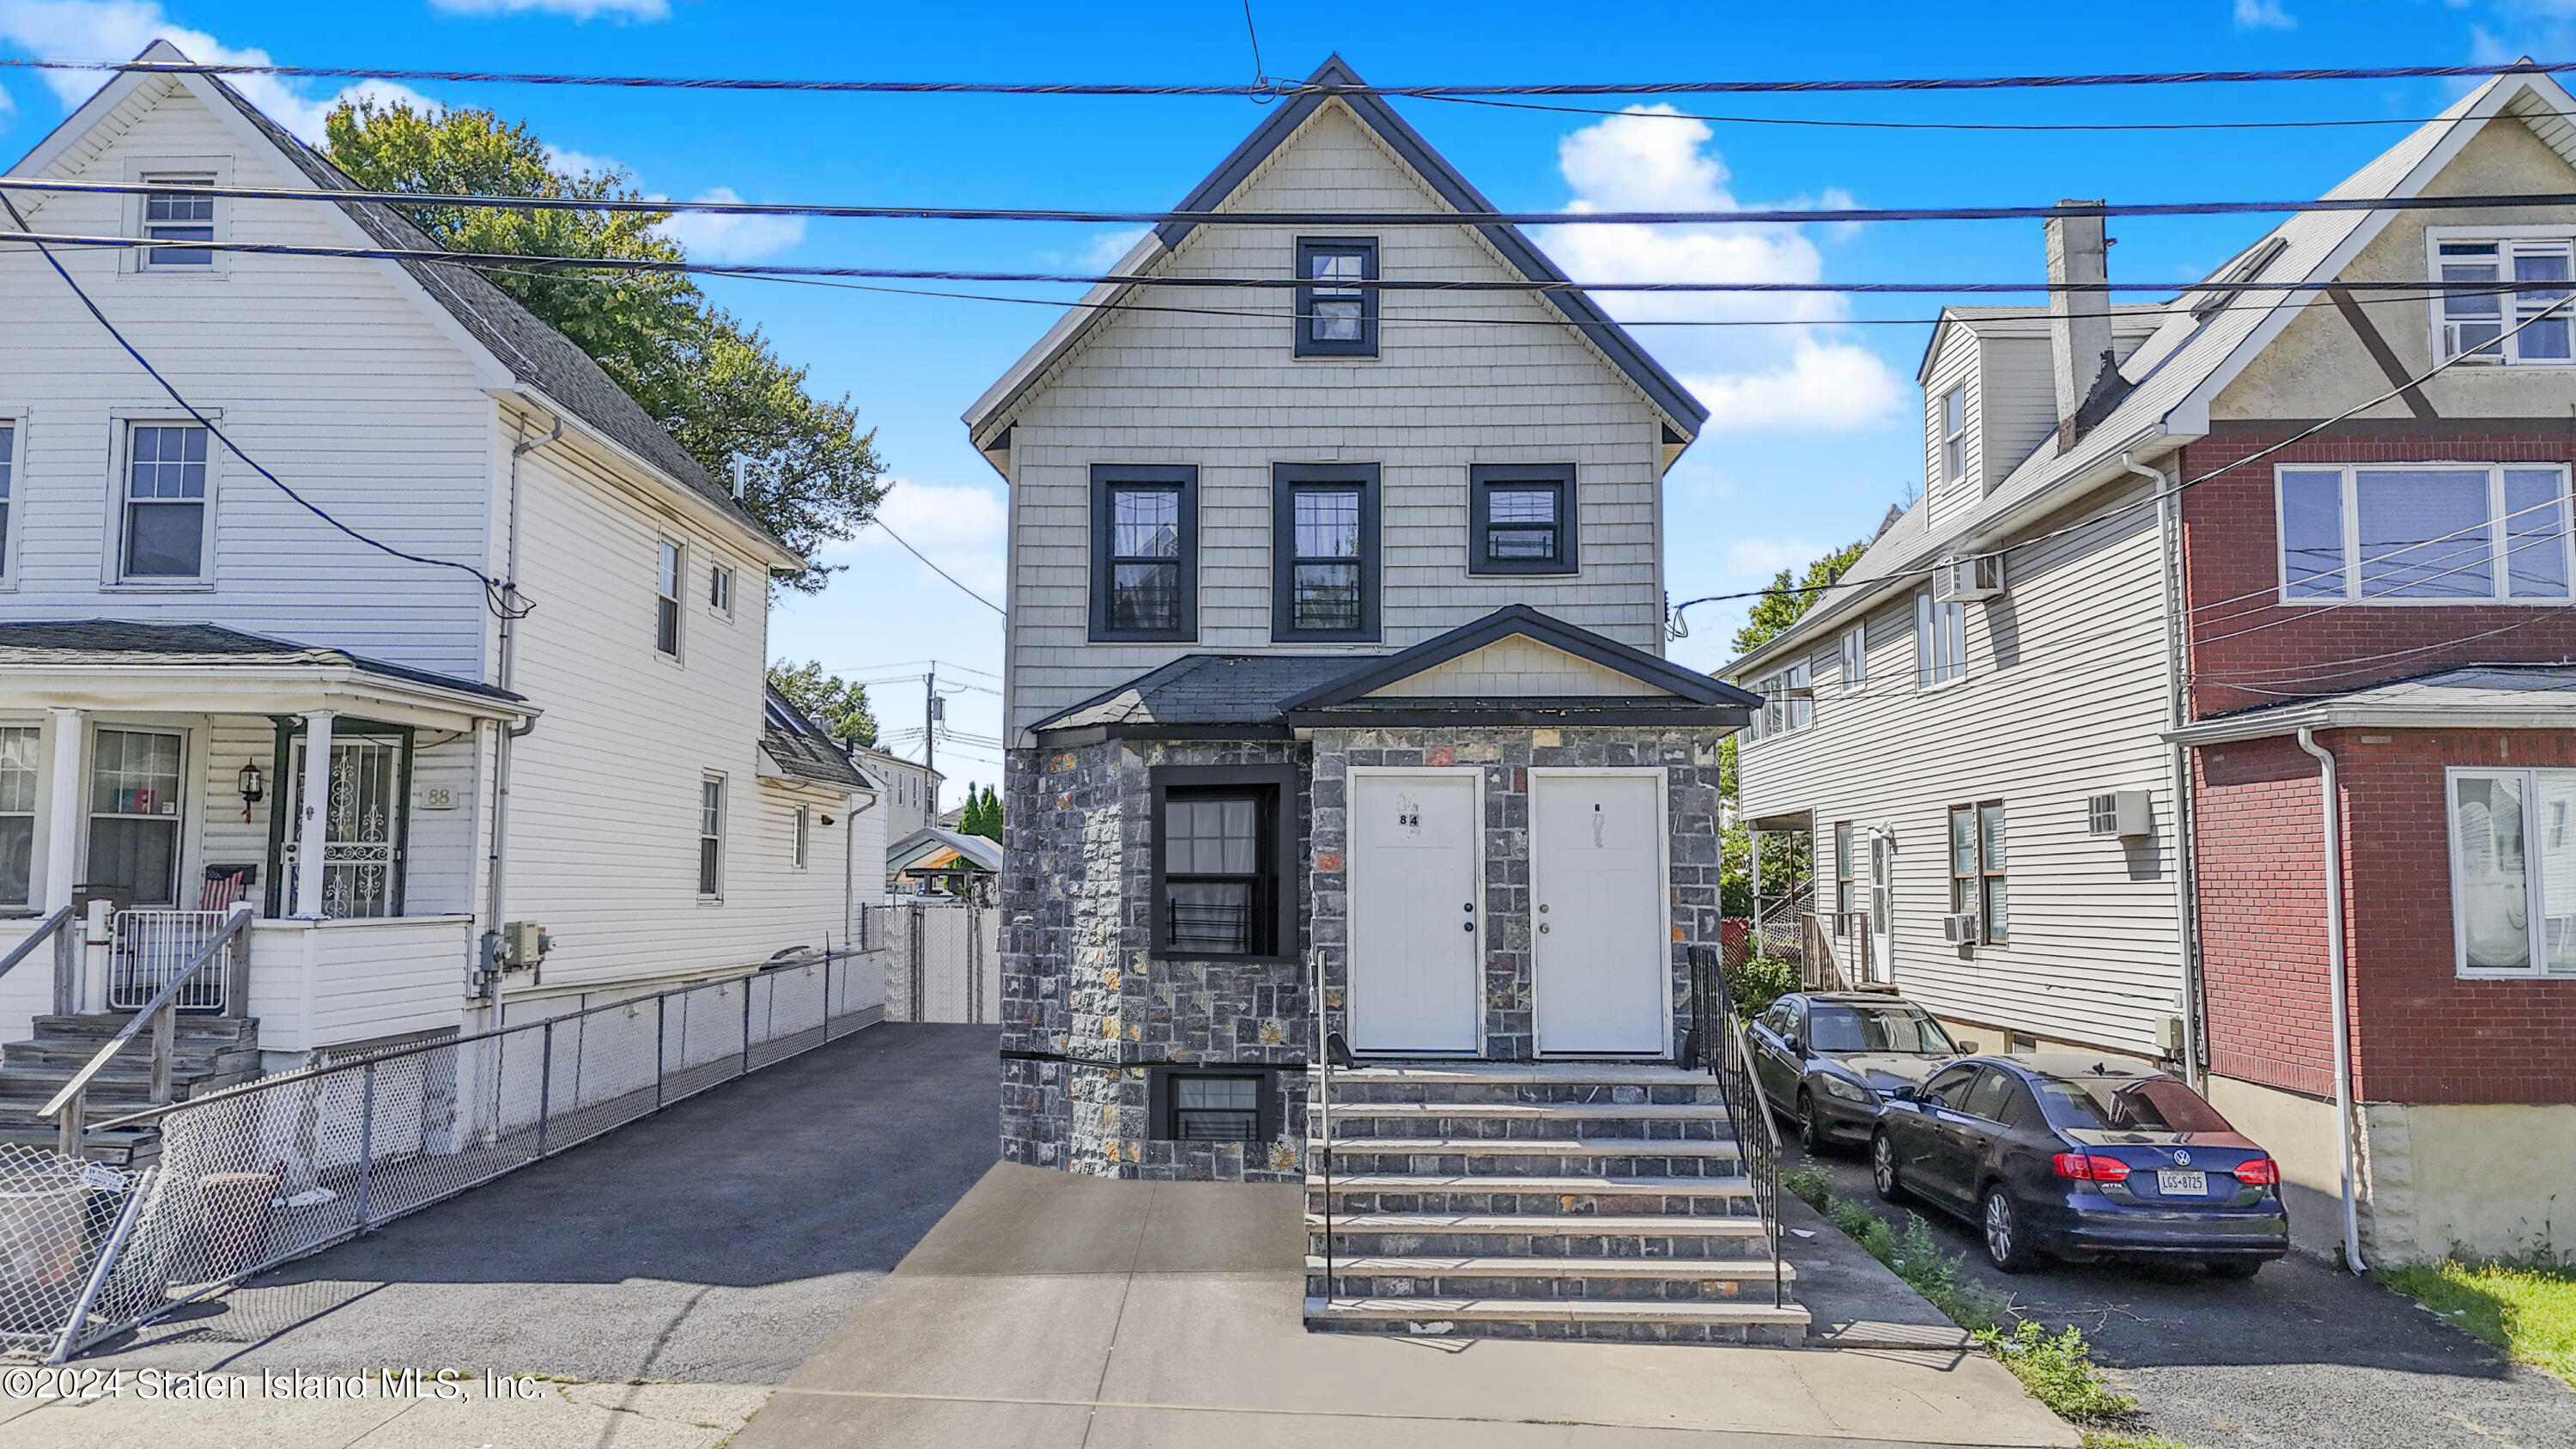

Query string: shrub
1726 954 1801 1016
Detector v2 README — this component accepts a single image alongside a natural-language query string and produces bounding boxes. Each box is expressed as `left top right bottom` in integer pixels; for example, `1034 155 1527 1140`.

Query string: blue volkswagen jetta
1869 1054 2291 1277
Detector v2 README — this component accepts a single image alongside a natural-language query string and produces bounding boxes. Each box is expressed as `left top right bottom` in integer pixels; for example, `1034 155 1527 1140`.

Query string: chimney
2046 204 2111 454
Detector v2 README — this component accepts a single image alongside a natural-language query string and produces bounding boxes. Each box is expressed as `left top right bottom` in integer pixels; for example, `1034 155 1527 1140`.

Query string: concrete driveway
1789 1135 2576 1449
738 1160 2077 1449
76 1022 1001 1385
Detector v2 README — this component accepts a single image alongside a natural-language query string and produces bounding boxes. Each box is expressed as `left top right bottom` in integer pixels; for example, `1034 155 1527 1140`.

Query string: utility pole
923 667 941 818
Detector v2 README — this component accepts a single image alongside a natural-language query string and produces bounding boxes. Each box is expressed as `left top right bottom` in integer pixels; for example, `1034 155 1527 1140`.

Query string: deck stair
1303 1062 1807 1344
0 1014 262 1163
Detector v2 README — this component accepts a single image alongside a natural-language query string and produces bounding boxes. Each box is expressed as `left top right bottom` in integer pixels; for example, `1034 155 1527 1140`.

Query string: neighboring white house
0 44 875 1070
849 742 941 849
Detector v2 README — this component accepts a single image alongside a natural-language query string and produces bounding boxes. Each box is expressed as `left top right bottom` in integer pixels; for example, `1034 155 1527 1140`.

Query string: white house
0 45 877 1087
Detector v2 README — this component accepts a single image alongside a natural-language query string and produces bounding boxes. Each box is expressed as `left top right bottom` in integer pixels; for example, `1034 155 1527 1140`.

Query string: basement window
1151 1067 1278 1142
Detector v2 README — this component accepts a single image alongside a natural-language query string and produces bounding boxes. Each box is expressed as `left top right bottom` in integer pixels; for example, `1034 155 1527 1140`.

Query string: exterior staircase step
1324 1101 1729 1121
1320 1063 1713 1085
1303 1294 1809 1344
1314 1136 1741 1157
33 1014 257 1042
1305 1255 1796 1282
1308 1212 1769 1238
1315 1172 1753 1196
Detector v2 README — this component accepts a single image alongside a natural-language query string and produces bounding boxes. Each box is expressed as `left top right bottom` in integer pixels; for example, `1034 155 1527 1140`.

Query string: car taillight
2051 1151 2131 1183
2232 1157 2280 1186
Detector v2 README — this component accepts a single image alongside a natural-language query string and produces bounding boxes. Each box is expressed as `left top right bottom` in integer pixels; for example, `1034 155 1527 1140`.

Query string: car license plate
2157 1169 2208 1196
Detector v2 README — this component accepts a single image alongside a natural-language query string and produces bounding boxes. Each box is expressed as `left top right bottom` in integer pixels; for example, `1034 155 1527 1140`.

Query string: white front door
1531 770 1668 1056
1346 770 1481 1054
1868 829 1895 984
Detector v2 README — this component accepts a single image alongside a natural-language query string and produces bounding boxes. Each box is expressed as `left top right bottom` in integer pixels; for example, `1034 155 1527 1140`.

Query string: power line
14 54 2576 96
866 516 1003 614
1414 90 2576 134
27 175 2576 229
4 228 2565 296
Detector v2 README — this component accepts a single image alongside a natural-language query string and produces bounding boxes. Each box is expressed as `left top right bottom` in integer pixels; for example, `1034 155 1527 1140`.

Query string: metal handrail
41 904 252 1125
1309 949 1335 1305
1692 944 1785 1310
0 906 74 982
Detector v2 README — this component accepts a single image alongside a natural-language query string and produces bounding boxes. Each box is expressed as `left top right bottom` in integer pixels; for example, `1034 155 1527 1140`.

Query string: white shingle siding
1366 636 1668 699
999 103 1672 740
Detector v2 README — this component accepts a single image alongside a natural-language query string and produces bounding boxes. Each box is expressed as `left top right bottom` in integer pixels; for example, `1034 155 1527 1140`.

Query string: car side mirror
1887 1082 1920 1102
1954 1039 1980 1055
1782 1035 1801 1056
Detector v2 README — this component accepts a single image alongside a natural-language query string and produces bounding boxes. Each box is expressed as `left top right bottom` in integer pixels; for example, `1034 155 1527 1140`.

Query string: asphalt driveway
1788 1135 2576 1449
78 1021 1001 1385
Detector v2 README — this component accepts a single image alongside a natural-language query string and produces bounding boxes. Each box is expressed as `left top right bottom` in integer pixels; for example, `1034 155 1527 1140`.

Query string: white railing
108 910 238 1013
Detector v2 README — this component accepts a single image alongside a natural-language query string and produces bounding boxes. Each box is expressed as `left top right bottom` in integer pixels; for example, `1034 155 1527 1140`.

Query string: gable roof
761 685 870 789
1281 605 1759 723
1730 69 2576 680
962 54 1704 448
890 825 1002 874
7 44 795 563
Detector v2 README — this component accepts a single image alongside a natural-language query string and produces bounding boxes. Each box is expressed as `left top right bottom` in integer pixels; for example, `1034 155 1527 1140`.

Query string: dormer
1915 304 2161 527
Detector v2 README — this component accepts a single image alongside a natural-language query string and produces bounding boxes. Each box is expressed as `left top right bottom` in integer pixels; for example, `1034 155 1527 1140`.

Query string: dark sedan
1747 993 1974 1153
1870 1054 2291 1276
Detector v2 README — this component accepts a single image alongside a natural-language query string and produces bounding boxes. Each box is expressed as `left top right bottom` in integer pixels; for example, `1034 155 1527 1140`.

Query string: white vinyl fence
869 900 1001 1024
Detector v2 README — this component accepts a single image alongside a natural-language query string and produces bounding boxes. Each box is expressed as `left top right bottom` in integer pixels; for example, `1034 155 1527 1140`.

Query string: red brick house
1732 70 2576 1266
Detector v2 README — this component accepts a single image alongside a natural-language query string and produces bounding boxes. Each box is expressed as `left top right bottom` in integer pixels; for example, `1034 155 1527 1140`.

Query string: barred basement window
1151 1066 1279 1142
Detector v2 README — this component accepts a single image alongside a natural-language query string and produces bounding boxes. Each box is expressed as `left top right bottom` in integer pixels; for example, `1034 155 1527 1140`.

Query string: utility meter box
500 921 551 969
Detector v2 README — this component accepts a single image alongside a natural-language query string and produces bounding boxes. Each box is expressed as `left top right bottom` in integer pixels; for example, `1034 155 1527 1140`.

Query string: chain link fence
23 947 888 1361
868 900 999 1024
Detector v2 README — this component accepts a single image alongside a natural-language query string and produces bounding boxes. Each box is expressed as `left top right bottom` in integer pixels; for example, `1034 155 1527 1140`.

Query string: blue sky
3 0 2567 788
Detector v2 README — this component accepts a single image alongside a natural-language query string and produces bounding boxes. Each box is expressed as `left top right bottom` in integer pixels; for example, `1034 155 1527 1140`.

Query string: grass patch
2080 1433 2201 1449
2376 1258 2576 1388
1792 1166 2136 1426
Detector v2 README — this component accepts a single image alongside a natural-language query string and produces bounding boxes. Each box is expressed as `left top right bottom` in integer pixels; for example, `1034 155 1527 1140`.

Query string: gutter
2167 704 2576 745
2293 726 2370 1274
2131 449 2207 1090
485 413 561 1030
495 386 804 572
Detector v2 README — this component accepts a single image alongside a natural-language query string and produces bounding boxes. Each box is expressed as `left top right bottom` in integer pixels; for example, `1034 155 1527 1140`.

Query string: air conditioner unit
1941 911 1981 946
2086 790 2154 838
2442 322 2505 364
1930 554 2005 602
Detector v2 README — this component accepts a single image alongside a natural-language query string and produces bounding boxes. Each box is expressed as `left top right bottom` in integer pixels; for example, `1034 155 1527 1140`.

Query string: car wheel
1981 1186 2038 1274
1870 1130 1902 1201
1796 1091 1823 1155
2204 1257 2264 1281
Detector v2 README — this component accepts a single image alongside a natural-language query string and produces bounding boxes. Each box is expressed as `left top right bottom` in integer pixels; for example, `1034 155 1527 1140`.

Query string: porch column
293 710 335 919
41 708 83 911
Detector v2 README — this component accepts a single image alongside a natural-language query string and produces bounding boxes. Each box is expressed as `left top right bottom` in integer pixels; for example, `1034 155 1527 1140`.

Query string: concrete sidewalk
0 1375 768 1449
733 1161 2077 1449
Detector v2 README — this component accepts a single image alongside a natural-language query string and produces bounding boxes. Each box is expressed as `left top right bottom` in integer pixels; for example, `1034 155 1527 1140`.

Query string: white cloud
654 186 805 264
542 144 622 182
428 0 669 19
2233 0 2294 30
1531 107 1902 435
826 480 1009 596
1725 538 1825 576
0 1 437 142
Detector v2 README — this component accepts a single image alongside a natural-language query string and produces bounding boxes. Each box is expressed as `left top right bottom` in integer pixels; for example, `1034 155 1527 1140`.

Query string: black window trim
1294 235 1379 357
1148 1064 1283 1143
1148 763 1298 964
1467 463 1579 575
1270 462 1381 642
1090 464 1199 642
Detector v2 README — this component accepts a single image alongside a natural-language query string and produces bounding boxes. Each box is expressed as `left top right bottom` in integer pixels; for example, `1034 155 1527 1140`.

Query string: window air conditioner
1941 911 1981 946
2086 790 2154 838
1930 554 2005 602
2441 322 2505 364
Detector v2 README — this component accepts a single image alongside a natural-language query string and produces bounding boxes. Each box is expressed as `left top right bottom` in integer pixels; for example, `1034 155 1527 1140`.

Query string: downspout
2293 726 2368 1274
485 413 562 1029
2129 451 2206 1088
845 782 878 959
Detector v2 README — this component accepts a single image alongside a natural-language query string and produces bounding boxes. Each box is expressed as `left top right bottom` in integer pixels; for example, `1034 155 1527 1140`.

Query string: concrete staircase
1303 1062 1807 1344
0 1014 264 1163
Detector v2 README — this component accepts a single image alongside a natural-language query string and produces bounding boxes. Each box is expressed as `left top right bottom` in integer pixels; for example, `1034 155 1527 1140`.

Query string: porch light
237 759 265 820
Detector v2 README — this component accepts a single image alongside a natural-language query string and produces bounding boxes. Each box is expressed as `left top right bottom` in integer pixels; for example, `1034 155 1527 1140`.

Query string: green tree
324 100 887 593
767 660 878 747
1717 538 1866 915
966 783 1003 841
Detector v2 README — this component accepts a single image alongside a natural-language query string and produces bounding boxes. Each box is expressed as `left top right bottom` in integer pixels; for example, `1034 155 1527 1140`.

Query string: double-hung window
656 541 684 656
708 563 734 617
0 726 36 907
1468 465 1577 574
1294 237 1377 356
1150 764 1295 961
1746 660 1810 743
2448 768 2576 976
1832 821 1856 931
1839 624 1867 691
1939 387 1967 487
1916 592 1967 688
142 180 216 268
1273 464 1379 641
0 422 14 578
1091 466 1196 641
1947 801 2007 944
123 423 209 579
2433 234 2574 365
2277 463 2573 602
793 804 811 870
697 776 725 897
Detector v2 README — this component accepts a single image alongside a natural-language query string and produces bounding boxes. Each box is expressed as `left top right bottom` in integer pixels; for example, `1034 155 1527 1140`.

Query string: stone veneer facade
999 725 1733 1183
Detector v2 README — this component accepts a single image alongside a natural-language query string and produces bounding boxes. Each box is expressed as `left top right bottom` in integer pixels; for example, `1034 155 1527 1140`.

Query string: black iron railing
1689 943 1784 1309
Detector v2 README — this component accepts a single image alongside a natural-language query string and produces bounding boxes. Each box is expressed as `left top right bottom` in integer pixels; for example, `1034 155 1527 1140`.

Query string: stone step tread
1315 1173 1753 1196
1316 1063 1708 1085
1309 1213 1769 1236
1321 1102 1729 1120
1304 1295 1810 1327
1305 1255 1796 1281
1315 1136 1740 1156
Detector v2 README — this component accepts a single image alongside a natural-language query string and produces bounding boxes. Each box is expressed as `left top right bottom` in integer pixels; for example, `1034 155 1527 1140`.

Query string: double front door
1346 768 1668 1056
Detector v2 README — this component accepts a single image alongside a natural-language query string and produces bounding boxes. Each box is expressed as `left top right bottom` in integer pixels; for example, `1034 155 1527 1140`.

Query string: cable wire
1413 90 2576 134
867 517 1004 614
0 192 531 620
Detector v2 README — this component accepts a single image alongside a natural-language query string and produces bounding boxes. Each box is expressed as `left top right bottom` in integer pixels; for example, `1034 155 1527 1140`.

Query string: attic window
2432 233 2575 365
1939 387 1966 487
142 178 216 268
1295 237 1378 356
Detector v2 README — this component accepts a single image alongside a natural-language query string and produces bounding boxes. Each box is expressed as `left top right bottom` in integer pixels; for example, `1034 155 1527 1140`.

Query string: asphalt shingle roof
1033 654 1365 734
0 620 522 702
761 685 869 788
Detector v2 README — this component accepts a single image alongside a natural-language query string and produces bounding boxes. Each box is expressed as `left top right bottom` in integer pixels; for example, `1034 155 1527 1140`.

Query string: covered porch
0 622 529 1056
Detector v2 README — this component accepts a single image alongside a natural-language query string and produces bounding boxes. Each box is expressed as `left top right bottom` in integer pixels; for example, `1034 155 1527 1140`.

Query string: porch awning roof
0 620 532 728
2166 663 2576 745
